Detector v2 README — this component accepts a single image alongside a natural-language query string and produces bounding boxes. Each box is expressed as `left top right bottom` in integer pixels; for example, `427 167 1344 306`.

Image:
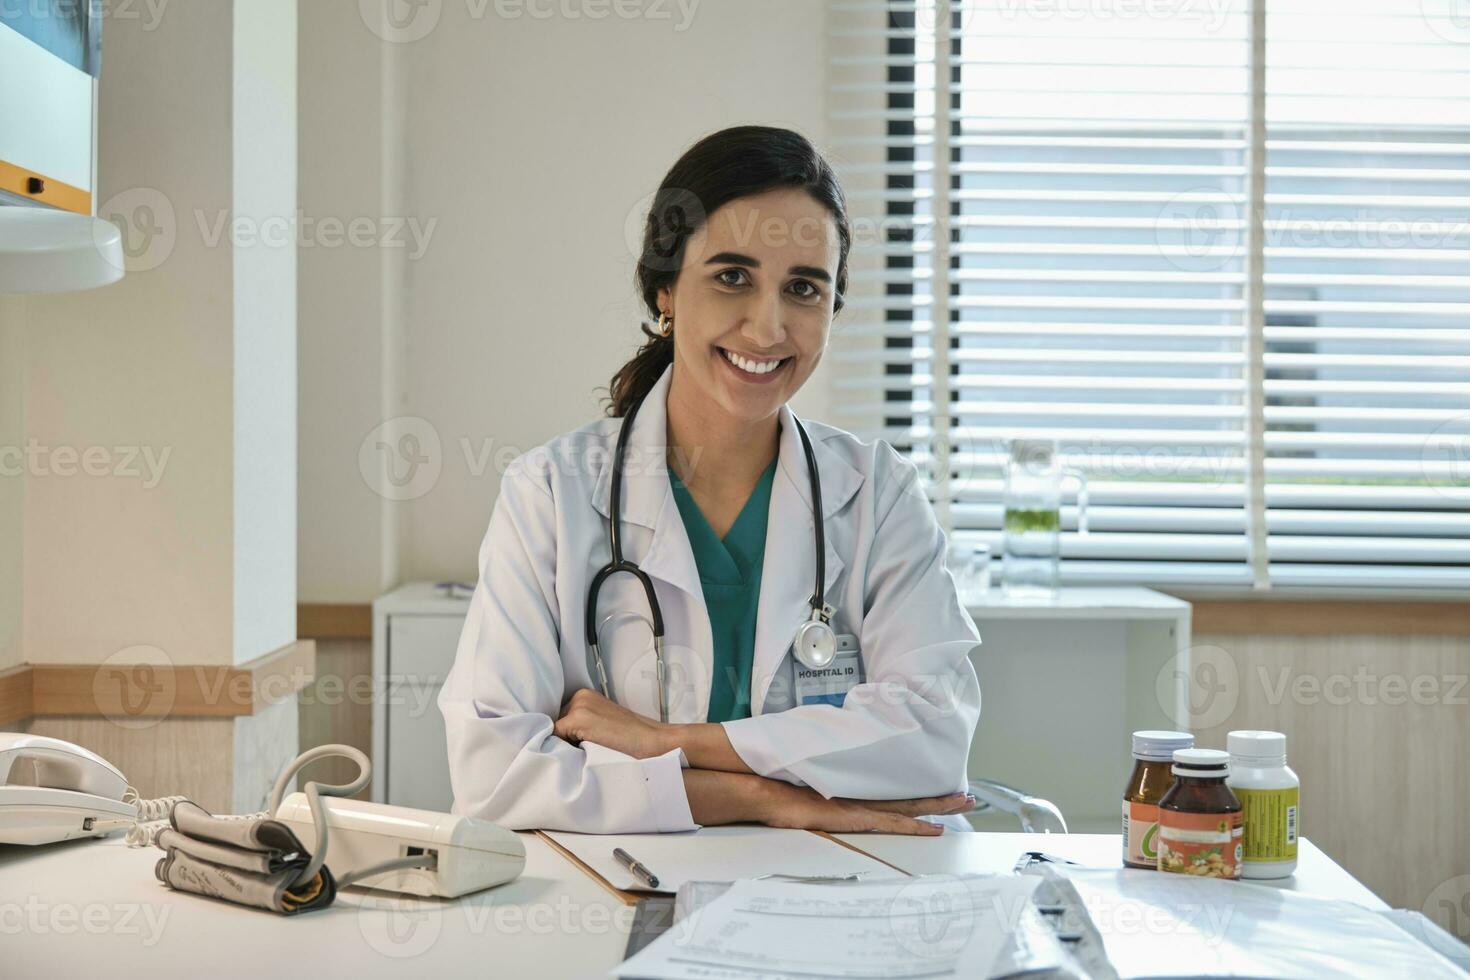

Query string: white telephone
0 733 139 845
0 733 524 899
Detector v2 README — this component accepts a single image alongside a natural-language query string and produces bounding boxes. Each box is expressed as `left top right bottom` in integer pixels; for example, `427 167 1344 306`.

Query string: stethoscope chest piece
793 616 837 670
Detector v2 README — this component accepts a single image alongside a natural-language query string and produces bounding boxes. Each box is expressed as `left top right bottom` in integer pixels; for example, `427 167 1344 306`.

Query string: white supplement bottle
1226 730 1299 879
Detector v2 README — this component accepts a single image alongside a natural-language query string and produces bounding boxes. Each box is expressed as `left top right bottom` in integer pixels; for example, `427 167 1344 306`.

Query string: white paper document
546 826 905 894
1052 868 1467 979
613 873 1066 979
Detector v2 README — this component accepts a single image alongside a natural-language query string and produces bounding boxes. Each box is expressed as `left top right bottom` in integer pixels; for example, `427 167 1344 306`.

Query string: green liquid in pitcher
1003 508 1060 534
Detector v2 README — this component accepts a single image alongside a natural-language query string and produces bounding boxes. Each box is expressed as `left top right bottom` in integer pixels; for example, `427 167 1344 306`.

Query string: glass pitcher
1001 439 1088 599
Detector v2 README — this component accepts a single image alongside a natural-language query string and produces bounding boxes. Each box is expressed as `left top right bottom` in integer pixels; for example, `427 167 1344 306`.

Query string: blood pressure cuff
153 799 336 915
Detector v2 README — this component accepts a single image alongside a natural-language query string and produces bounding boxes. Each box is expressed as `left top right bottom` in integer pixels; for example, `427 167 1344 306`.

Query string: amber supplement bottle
1157 748 1243 879
1122 730 1194 869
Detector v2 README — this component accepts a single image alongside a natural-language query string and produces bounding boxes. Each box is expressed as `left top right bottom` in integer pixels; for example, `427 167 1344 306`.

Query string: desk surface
3 830 1384 978
2 832 631 978
836 831 1388 911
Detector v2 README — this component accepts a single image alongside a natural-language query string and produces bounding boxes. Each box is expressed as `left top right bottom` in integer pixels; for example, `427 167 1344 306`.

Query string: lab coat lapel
589 365 702 601
749 406 862 716
586 365 710 722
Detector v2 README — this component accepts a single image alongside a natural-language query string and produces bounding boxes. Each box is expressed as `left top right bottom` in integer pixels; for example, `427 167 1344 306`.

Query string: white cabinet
371 583 471 809
371 581 1193 831
963 587 1193 833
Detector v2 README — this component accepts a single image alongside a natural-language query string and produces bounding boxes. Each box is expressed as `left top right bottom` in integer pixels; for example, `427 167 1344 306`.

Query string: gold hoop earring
657 312 673 337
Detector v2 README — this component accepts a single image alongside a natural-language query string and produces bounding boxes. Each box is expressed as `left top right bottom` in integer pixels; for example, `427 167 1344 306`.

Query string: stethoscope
585 391 838 722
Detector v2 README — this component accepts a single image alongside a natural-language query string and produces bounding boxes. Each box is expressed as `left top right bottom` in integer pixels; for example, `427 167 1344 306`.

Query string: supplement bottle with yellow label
1122 730 1194 869
1227 730 1299 879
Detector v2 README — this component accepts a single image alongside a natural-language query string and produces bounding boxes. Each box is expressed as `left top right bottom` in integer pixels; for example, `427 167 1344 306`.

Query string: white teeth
722 349 785 376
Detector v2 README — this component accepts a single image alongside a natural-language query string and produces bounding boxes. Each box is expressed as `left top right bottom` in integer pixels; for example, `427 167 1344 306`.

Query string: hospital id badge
794 634 862 707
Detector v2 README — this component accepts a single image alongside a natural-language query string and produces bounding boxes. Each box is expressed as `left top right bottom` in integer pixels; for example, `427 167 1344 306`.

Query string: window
827 0 1470 591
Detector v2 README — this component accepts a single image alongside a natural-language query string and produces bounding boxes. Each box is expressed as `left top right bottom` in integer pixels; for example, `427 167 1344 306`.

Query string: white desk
1 832 631 978
838 832 1388 911
3 830 1384 978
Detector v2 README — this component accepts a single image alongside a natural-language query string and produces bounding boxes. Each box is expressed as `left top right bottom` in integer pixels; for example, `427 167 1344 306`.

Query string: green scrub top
669 458 778 723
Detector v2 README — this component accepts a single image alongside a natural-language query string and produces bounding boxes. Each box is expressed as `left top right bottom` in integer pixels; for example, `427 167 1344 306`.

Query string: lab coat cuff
720 717 788 782
640 748 700 833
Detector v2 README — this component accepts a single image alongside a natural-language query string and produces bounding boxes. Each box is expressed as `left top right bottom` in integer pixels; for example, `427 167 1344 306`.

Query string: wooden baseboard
0 640 315 726
0 664 34 727
298 603 373 640
293 599 1470 641
1187 599 1470 636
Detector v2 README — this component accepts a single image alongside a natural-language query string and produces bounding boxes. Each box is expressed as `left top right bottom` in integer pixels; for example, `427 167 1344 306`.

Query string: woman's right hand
684 769 974 836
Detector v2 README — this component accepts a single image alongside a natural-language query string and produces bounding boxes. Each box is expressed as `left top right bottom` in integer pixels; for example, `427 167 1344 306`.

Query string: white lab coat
438 365 981 833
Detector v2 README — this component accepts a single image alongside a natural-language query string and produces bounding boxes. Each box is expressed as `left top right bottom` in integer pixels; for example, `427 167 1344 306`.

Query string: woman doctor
440 126 982 836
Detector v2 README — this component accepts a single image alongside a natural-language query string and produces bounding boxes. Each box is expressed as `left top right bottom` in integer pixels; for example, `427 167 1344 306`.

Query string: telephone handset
0 733 139 845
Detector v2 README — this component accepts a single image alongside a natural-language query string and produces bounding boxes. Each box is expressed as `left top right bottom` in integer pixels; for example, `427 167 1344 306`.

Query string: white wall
297 0 392 601
232 0 299 664
21 0 236 665
0 296 23 670
299 0 834 600
12 0 296 667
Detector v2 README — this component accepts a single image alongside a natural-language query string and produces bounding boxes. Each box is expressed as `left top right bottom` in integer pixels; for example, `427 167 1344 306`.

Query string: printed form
615 873 1066 979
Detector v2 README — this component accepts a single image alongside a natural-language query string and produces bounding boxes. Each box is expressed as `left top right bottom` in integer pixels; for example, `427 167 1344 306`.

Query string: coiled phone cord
125 744 436 889
124 793 264 848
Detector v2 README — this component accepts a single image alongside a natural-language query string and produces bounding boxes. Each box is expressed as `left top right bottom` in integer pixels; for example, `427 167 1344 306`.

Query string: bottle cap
1228 730 1287 765
1131 730 1195 762
1172 747 1230 778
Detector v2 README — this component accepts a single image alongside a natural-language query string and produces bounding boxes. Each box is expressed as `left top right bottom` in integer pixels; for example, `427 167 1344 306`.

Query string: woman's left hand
553 688 671 759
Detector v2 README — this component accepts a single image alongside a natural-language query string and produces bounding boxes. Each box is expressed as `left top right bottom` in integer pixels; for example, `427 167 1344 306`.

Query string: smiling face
659 187 841 426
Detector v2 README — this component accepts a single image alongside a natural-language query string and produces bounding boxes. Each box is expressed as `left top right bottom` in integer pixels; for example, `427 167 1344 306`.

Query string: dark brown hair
605 126 852 417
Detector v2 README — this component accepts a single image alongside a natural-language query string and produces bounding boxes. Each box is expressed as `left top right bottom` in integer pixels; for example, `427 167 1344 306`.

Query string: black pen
613 847 660 888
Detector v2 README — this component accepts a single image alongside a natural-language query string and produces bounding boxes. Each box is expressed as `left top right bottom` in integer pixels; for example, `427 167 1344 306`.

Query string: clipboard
539 826 908 900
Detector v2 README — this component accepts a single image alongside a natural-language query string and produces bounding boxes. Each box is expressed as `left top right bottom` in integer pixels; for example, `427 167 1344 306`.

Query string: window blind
826 0 1470 592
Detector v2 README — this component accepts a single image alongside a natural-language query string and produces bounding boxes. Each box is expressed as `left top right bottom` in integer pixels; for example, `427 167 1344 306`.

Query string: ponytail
607 320 674 418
